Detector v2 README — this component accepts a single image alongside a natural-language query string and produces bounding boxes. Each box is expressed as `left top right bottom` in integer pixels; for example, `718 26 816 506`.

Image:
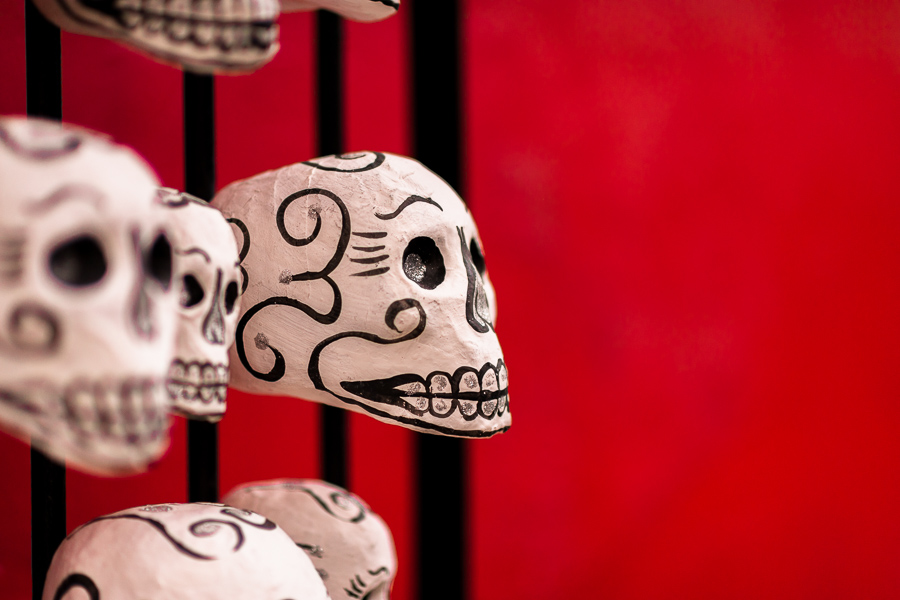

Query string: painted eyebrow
27 184 105 214
374 195 442 220
175 247 211 263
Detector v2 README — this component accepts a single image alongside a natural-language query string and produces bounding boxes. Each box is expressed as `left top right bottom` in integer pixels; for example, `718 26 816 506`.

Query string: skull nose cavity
202 270 226 345
458 227 492 333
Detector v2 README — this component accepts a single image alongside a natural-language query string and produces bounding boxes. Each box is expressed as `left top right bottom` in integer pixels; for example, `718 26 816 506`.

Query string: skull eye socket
180 274 204 308
224 281 239 314
48 234 107 287
146 233 172 290
403 237 445 290
469 238 486 276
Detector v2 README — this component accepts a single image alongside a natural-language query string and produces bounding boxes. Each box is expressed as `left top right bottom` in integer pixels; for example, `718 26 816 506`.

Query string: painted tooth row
62 379 168 445
168 360 228 385
112 0 276 51
412 362 509 420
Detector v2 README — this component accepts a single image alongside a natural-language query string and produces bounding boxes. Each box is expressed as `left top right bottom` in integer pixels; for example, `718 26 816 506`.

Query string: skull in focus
43 502 330 600
212 152 509 438
159 188 241 421
223 479 397 600
0 116 176 475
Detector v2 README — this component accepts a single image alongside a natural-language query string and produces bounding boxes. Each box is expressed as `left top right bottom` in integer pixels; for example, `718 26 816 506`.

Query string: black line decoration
302 152 386 173
370 0 399 8
352 231 387 239
219 507 277 530
368 566 389 576
458 227 491 333
27 184 104 214
352 245 385 252
350 266 389 277
234 188 349 382
176 247 212 262
85 512 247 560
226 217 250 295
0 121 81 161
349 255 389 265
297 542 325 558
375 195 442 220
53 573 99 600
291 484 368 523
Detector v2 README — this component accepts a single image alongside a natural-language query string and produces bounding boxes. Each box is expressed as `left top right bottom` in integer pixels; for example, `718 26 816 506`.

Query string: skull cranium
212 152 509 438
43 502 330 600
223 479 398 600
159 189 241 421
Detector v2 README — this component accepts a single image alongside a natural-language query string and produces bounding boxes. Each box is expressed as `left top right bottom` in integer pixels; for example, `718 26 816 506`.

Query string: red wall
4 1 900 599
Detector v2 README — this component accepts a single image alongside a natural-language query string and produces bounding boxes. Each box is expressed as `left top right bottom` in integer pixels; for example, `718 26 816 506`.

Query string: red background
3 1 900 598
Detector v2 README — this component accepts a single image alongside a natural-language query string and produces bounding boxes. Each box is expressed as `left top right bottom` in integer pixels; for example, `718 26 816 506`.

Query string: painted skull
223 479 397 600
282 0 399 22
159 188 241 421
43 502 330 600
31 0 279 73
212 152 509 438
0 117 175 475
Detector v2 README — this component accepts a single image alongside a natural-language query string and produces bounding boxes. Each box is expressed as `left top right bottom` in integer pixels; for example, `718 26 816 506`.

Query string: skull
212 152 509 438
159 189 241 422
31 0 279 73
223 479 397 600
0 116 175 475
282 0 399 22
43 502 330 600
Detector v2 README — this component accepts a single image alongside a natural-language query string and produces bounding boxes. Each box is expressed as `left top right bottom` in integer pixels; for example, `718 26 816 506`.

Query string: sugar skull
43 502 330 600
158 189 241 421
212 152 509 438
31 0 279 73
282 0 399 22
0 116 176 475
223 479 397 600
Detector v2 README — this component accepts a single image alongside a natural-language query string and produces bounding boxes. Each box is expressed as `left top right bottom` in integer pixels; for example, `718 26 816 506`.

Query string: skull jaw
0 379 169 475
32 0 279 73
167 357 228 422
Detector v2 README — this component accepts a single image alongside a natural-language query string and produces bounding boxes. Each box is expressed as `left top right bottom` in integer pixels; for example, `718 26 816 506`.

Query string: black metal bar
410 1 468 600
183 72 219 502
315 9 349 489
26 3 66 599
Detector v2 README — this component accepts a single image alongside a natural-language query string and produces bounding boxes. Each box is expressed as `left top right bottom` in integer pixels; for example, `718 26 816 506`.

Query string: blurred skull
0 116 176 475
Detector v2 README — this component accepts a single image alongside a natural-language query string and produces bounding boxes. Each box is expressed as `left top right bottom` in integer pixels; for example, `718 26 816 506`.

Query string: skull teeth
342 359 509 422
109 0 278 53
59 379 169 444
166 359 229 406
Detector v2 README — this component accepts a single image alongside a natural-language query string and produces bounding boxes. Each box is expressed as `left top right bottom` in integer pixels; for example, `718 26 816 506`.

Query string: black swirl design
0 122 82 161
53 573 99 600
87 512 245 560
227 217 251 295
235 188 350 382
308 299 432 420
294 485 368 523
7 303 60 354
302 152 386 173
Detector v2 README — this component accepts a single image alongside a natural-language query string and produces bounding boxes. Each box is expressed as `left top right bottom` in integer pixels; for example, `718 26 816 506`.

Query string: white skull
159 189 241 422
282 0 399 22
0 116 175 475
43 502 330 600
212 152 509 438
31 0 279 73
223 479 397 600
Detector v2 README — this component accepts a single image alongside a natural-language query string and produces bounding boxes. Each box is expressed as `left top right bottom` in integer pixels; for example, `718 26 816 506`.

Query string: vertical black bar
316 10 348 489
25 3 66 599
411 2 467 600
183 72 219 503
